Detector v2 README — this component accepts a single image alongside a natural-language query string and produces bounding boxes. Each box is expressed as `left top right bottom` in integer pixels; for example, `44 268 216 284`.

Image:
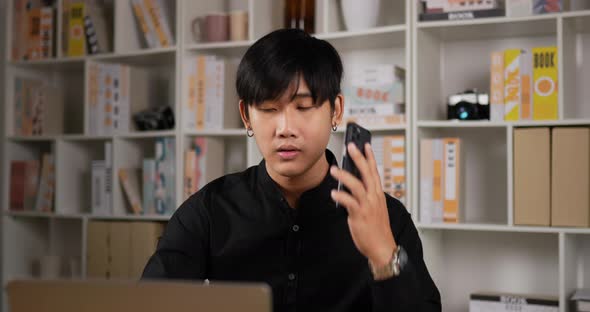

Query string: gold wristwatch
369 245 407 281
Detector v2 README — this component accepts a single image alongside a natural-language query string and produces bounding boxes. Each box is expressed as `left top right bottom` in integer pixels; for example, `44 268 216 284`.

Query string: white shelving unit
3 0 589 311
411 1 590 311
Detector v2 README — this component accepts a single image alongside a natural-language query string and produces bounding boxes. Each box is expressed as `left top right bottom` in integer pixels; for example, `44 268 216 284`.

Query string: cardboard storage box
87 221 165 279
551 127 590 227
513 128 551 226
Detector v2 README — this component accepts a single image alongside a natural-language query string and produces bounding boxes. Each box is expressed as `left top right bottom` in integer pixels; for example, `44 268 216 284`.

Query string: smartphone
336 123 372 204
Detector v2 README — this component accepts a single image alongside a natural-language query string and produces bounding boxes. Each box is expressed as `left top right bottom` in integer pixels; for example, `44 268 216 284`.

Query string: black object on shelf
447 89 490 121
419 8 505 21
133 105 175 131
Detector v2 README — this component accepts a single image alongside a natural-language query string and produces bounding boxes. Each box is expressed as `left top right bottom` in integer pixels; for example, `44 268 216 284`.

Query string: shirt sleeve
370 197 442 312
141 194 210 280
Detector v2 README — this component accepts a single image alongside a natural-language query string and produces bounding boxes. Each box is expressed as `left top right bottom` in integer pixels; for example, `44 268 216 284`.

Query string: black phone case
337 123 372 201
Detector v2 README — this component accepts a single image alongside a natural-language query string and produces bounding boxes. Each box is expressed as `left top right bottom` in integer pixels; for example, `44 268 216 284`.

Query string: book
143 0 174 47
39 7 54 59
118 168 143 215
34 154 55 212
432 139 444 223
91 160 107 215
504 49 522 121
470 292 558 312
342 65 405 127
23 160 41 211
142 159 156 215
443 138 461 223
373 135 406 205
520 49 533 120
490 52 504 121
421 0 501 13
9 161 27 211
131 0 159 48
420 139 434 223
25 8 43 60
532 46 558 120
533 0 562 14
67 2 86 56
104 142 113 215
84 1 112 54
155 138 175 215
419 8 504 21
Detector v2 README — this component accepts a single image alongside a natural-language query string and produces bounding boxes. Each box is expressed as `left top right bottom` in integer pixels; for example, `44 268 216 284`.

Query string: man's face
241 78 342 179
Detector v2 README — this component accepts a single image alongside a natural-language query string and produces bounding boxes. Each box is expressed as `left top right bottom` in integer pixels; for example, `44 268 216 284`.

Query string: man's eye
298 106 313 111
260 108 277 112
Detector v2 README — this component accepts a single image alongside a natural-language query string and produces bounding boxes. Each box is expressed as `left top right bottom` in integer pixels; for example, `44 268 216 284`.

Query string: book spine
432 139 444 223
504 49 522 121
520 49 533 120
154 138 167 214
9 161 27 211
23 160 41 211
143 0 172 47
420 139 434 223
143 159 156 215
67 2 86 56
490 51 504 121
83 14 99 55
40 7 54 59
104 142 113 215
87 63 100 135
389 135 406 205
91 160 106 215
25 8 42 60
186 56 198 129
118 169 142 214
532 46 558 120
196 56 206 129
131 0 158 48
443 138 461 223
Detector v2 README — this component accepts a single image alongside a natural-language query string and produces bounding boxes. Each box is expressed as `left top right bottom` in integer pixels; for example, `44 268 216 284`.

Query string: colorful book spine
131 0 159 48
432 139 444 223
87 63 100 135
104 142 113 215
23 160 41 211
67 2 86 56
504 49 522 121
143 0 174 47
520 49 533 120
386 136 406 205
40 7 54 59
185 56 198 129
532 46 558 120
34 154 55 212
443 138 461 223
118 168 143 215
25 8 42 60
490 52 504 121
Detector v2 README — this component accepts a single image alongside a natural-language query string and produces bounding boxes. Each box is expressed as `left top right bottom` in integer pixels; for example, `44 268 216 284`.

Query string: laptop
6 279 272 312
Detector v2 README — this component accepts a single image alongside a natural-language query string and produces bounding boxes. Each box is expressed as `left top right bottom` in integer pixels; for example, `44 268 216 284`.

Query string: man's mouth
277 146 301 160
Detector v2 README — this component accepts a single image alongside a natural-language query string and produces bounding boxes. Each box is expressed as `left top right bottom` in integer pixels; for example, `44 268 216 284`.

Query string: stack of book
372 135 406 205
10 154 56 213
183 137 225 200
62 0 113 57
13 77 64 136
11 0 55 60
115 138 176 216
185 56 240 130
470 292 558 312
130 0 175 48
87 62 155 136
342 65 405 127
420 138 462 224
91 142 113 216
489 46 558 122
419 0 504 21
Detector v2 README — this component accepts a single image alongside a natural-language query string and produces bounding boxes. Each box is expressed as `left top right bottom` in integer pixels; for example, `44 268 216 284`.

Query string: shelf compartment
415 26 556 121
421 230 559 311
417 127 508 224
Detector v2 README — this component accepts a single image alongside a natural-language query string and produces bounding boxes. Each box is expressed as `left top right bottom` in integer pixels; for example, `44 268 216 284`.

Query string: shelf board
4 211 86 219
117 130 177 139
6 135 58 142
418 119 590 128
186 40 254 51
185 128 246 137
88 214 172 221
319 25 407 51
417 14 557 41
417 120 508 128
417 222 590 234
334 124 407 133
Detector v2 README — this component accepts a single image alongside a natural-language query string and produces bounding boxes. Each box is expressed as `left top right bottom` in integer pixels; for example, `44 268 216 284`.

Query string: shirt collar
257 149 341 211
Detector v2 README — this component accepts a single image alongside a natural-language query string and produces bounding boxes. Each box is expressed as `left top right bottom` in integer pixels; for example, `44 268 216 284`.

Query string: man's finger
330 166 366 201
331 189 360 216
364 143 383 192
347 143 375 193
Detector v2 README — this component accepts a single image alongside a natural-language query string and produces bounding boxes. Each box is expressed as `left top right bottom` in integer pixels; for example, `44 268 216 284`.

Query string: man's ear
239 100 251 129
332 94 344 127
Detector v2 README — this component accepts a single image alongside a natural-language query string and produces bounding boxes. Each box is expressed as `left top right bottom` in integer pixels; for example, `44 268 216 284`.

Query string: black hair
236 28 343 119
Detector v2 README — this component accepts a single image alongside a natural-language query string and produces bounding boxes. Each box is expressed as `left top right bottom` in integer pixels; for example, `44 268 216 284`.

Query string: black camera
447 89 490 121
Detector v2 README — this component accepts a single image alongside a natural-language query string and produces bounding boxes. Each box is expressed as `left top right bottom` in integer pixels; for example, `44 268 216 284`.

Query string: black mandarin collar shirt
142 150 441 312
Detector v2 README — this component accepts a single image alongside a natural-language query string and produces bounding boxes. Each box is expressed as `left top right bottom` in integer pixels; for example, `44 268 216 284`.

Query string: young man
142 28 441 311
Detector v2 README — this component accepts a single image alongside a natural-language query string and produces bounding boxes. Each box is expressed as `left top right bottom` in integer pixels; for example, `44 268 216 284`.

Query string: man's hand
330 142 397 269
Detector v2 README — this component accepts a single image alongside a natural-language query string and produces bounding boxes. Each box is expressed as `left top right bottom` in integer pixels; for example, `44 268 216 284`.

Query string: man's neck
268 153 330 209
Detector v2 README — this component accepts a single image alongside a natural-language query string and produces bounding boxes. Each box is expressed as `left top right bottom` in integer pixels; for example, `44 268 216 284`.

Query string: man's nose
276 111 297 138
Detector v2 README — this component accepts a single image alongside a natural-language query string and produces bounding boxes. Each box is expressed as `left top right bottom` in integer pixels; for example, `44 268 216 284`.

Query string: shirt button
288 273 296 281
292 225 300 232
